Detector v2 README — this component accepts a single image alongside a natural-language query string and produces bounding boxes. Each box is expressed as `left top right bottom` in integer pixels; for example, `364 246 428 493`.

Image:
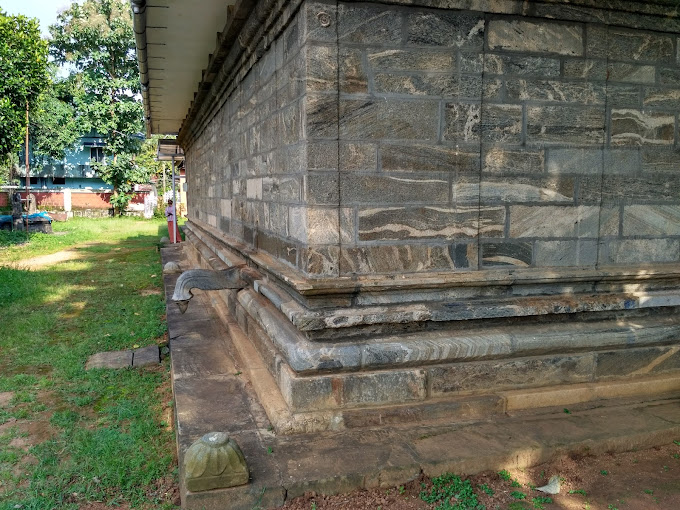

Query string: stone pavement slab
162 247 680 510
85 350 133 369
132 345 160 367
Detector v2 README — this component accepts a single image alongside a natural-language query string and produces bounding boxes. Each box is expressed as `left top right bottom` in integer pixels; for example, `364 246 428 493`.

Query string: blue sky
1 0 72 36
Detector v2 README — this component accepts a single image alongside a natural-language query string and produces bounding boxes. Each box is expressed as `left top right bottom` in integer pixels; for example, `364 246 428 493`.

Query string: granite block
341 370 426 406
305 141 339 171
641 148 680 173
340 174 449 205
382 143 479 173
587 25 674 62
300 245 340 275
483 148 544 174
606 85 641 108
304 173 339 205
368 48 455 72
306 44 338 92
527 105 605 145
611 109 675 146
279 367 337 411
337 3 402 44
358 206 504 241
608 63 656 84
488 19 583 56
595 347 677 378
340 142 377 171
579 175 680 203
339 244 454 274
484 54 561 77
340 47 368 94
456 176 575 204
562 59 607 80
374 73 460 97
339 99 440 141
622 205 680 236
480 103 523 143
407 11 483 49
534 240 599 267
506 80 605 104
305 94 338 139
643 88 680 108
443 103 481 143
481 241 532 267
429 354 593 395
605 239 680 264
509 205 616 238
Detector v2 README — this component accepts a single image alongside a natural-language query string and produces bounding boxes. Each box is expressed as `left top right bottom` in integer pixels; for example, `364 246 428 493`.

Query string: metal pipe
130 0 151 137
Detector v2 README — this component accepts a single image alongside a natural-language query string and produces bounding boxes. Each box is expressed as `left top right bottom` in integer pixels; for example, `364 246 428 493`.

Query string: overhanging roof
130 0 232 136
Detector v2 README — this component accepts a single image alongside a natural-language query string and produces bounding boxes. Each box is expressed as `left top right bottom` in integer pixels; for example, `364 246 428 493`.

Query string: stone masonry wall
186 0 680 277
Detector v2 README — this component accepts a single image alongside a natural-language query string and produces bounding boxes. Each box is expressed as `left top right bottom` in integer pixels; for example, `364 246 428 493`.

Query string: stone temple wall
186 0 680 279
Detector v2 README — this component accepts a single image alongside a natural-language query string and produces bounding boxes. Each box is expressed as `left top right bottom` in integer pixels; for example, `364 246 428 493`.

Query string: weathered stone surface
506 80 605 104
641 148 680 173
337 3 402 44
579 175 680 203
341 370 426 406
526 106 604 145
563 59 607 80
374 73 460 97
488 19 583 56
357 206 505 241
484 54 561 77
481 242 532 267
643 88 680 108
611 110 675 146
85 350 132 370
509 205 618 238
382 144 479 173
534 240 598 267
606 239 680 264
279 367 336 411
339 47 368 93
368 48 454 71
622 205 680 236
607 85 642 108
340 142 377 171
339 99 439 140
607 63 656 84
339 244 454 274
586 25 674 62
443 103 481 143
304 173 339 205
340 175 449 205
300 245 340 275
407 11 483 48
480 104 522 143
595 347 680 378
306 44 338 92
429 355 594 395
483 148 544 174
305 94 338 138
132 345 160 367
163 261 182 274
546 148 640 175
184 432 249 492
454 176 575 204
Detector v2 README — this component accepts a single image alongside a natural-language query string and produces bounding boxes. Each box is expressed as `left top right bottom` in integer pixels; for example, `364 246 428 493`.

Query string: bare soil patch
278 443 680 510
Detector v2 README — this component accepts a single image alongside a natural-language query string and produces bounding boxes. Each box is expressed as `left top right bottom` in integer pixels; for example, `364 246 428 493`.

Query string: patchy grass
0 217 178 509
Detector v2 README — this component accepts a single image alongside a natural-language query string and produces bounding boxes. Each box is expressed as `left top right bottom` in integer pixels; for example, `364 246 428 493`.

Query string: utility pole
24 102 29 238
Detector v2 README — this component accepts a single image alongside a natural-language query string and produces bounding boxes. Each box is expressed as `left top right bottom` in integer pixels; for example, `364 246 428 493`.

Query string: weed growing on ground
420 472 485 510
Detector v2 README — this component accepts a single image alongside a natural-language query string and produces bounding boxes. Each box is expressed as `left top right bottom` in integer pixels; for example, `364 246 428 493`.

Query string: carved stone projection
184 432 248 492
172 267 248 313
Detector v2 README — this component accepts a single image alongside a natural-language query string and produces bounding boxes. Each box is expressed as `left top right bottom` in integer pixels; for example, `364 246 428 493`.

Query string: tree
29 70 81 164
49 0 146 214
0 10 49 164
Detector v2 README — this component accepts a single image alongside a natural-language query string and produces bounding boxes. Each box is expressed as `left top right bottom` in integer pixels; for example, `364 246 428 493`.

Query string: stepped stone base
172 220 680 433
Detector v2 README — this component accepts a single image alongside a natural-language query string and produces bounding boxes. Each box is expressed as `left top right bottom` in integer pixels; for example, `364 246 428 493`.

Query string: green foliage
49 0 145 213
420 472 486 510
498 470 512 481
0 11 49 159
29 70 81 162
569 489 587 496
531 497 553 509
511 491 526 500
478 484 493 496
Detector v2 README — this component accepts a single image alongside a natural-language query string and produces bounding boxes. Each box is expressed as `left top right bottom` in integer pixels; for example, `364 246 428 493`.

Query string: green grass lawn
0 217 178 509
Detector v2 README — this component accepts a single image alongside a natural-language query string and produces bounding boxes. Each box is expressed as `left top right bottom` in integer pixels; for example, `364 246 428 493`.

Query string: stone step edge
211 285 680 434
